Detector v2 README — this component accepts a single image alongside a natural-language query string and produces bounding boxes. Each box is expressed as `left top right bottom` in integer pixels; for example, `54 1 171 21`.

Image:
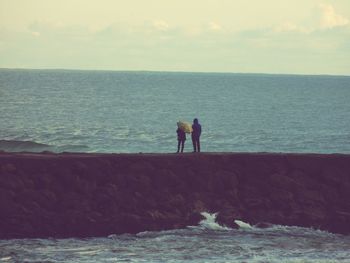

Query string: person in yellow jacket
176 125 186 153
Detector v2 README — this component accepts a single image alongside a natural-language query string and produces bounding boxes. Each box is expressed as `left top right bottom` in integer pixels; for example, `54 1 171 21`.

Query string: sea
1 213 350 263
1 69 350 154
1 69 350 262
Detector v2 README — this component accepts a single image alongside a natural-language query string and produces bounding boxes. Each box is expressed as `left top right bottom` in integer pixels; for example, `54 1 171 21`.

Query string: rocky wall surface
0 152 349 238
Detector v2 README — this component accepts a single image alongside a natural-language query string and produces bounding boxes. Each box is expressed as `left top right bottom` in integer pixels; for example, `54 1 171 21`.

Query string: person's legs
181 140 185 153
197 138 200 152
192 135 196 152
177 140 181 153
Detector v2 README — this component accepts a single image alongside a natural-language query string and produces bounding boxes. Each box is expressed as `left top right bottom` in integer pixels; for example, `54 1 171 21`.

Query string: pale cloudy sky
1 0 349 75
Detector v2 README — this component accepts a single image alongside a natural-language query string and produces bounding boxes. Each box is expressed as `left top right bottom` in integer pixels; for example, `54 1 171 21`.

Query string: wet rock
186 211 205 226
295 206 327 227
326 211 350 235
216 210 240 229
223 189 239 201
192 199 207 212
116 213 145 233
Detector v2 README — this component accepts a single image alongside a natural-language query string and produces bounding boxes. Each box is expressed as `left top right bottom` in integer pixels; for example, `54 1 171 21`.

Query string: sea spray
197 212 231 231
234 220 253 229
1 220 349 262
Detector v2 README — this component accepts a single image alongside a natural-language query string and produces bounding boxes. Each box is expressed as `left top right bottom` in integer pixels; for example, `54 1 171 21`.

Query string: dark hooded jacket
192 119 201 138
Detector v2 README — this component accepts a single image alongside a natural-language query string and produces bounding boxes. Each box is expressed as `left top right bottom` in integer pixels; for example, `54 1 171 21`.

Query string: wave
197 212 231 231
132 212 339 253
193 213 335 238
0 140 89 153
135 212 231 238
0 140 52 152
234 219 253 229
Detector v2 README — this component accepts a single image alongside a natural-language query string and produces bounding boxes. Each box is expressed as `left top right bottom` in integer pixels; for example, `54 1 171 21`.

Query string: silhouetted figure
176 127 186 153
191 118 202 152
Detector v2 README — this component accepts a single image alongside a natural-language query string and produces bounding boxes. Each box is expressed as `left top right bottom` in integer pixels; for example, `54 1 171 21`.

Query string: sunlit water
1 69 350 153
1 213 350 263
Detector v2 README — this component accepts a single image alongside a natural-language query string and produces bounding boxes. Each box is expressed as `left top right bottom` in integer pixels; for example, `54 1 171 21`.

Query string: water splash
197 212 230 231
234 220 253 229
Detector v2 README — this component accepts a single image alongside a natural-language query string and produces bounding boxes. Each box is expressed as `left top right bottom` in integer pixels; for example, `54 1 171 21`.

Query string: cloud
31 31 41 37
273 4 349 34
318 3 349 29
152 20 170 31
273 22 310 33
1 10 349 75
208 22 223 32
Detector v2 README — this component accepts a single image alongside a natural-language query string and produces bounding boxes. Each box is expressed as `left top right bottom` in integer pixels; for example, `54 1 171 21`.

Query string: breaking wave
0 140 89 153
1 212 350 262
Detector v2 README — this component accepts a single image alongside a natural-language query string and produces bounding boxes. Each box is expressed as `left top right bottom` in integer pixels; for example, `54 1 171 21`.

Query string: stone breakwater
0 152 350 238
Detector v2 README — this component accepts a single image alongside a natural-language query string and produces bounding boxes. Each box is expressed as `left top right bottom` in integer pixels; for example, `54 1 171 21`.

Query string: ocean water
1 69 350 153
1 69 350 262
1 213 350 263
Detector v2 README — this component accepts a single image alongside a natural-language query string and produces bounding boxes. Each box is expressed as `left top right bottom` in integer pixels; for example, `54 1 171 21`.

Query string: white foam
194 212 255 231
234 219 253 229
197 212 230 231
0 257 12 262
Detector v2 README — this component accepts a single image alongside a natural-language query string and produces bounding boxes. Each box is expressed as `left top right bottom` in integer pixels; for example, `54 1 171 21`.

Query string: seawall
0 152 350 238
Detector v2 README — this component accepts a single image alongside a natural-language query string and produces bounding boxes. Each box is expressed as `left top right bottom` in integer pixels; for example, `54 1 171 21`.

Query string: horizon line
0 67 349 78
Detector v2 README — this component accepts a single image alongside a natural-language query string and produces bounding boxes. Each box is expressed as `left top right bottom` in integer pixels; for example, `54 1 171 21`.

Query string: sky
0 0 350 75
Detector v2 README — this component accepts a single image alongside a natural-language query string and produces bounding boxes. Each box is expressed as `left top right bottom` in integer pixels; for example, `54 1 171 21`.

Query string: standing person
191 118 202 152
176 123 186 153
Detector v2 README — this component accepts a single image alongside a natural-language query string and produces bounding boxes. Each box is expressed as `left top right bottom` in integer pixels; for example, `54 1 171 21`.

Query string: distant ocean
1 69 350 154
1 69 350 263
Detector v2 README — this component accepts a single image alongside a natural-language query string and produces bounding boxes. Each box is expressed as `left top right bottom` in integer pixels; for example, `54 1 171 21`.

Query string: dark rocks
326 211 350 235
268 173 298 191
0 152 350 238
215 210 240 229
187 211 205 226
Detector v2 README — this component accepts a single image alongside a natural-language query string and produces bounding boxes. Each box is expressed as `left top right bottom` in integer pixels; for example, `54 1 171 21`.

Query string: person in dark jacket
191 118 202 152
176 125 186 153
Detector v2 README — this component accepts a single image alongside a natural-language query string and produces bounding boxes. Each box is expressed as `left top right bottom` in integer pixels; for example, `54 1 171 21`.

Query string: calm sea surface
1 69 350 262
1 69 350 153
